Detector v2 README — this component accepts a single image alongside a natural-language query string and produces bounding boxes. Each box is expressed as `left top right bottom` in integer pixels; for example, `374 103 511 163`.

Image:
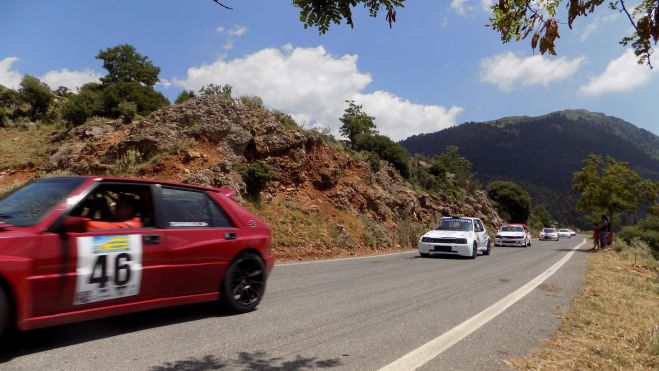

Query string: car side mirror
62 216 88 233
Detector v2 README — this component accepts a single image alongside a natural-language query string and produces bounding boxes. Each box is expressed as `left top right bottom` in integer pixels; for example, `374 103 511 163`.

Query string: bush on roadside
175 90 196 104
360 216 395 248
19 75 54 121
61 85 104 126
273 110 300 130
613 237 657 266
618 213 659 259
354 133 410 178
329 224 357 249
199 83 232 98
239 95 264 109
235 161 276 201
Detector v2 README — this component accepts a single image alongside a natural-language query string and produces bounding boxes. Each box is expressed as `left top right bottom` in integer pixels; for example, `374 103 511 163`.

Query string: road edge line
379 238 587 371
276 250 417 267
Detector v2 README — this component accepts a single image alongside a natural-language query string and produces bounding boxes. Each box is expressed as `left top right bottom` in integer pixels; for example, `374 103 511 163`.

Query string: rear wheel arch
0 275 16 332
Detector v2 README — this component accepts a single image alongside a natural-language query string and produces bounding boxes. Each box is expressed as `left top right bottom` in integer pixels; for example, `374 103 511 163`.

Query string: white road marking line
379 238 587 371
276 250 417 267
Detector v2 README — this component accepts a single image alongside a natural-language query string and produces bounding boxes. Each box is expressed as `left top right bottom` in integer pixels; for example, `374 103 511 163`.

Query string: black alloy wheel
220 253 266 313
470 242 478 259
483 240 491 255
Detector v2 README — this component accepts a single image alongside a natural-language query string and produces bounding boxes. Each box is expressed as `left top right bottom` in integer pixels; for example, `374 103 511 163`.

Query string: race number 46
75 235 143 305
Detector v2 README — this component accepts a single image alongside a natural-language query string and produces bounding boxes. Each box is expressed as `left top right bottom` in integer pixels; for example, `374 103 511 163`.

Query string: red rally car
0 176 274 339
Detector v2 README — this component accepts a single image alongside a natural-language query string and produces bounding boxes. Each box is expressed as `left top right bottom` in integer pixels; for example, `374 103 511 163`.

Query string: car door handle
224 232 237 240
143 235 161 245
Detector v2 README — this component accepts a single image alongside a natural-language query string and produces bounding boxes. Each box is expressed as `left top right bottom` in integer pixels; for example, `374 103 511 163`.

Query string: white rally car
558 228 572 238
539 227 559 241
418 216 491 259
495 224 531 247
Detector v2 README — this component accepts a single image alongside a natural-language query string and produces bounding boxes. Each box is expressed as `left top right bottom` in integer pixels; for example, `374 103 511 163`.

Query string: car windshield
0 178 85 227
435 219 473 231
501 226 524 232
543 228 556 233
559 229 569 232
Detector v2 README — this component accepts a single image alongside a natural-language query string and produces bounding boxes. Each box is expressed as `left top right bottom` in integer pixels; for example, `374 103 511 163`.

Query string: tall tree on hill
19 75 54 121
339 100 377 145
487 180 532 223
571 154 658 224
96 44 161 87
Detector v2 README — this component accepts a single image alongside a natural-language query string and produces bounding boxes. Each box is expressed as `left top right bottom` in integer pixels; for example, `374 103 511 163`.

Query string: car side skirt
18 292 220 331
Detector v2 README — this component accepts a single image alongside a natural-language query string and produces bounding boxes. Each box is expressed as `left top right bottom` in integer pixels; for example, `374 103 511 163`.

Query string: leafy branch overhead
248 0 658 67
488 0 659 67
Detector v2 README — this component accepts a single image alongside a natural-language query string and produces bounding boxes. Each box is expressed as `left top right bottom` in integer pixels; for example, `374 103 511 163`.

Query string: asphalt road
1 238 588 371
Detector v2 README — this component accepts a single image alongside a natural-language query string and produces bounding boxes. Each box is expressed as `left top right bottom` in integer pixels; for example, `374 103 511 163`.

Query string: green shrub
395 211 427 248
236 160 276 201
361 216 394 248
199 83 232 97
273 111 300 130
111 149 143 175
618 214 659 258
117 100 138 123
614 237 657 265
487 180 532 223
240 95 264 109
355 133 410 178
329 224 357 249
101 81 169 117
175 90 196 104
61 86 104 126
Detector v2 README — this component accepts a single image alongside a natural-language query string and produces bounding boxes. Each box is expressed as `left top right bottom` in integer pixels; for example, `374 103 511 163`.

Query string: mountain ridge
400 109 659 227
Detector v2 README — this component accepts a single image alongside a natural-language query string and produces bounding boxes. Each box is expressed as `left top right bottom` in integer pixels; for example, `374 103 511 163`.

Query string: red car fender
0 255 32 330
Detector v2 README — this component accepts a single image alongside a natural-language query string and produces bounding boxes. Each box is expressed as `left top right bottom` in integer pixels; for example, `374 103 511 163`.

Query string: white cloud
450 0 470 16
580 49 657 96
223 41 234 50
216 26 225 33
157 78 172 88
480 52 585 91
41 68 101 90
481 0 494 12
0 57 22 89
227 25 247 37
354 91 463 140
173 45 462 139
580 13 620 42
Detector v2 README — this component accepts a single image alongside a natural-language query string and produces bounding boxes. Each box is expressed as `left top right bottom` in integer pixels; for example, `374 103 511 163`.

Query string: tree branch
211 0 233 10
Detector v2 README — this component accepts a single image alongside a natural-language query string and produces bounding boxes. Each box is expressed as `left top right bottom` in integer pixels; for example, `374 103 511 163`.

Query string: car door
475 220 487 248
158 186 243 298
30 182 165 317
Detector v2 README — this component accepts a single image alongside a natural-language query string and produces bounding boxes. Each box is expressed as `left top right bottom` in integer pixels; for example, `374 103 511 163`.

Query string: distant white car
539 228 559 241
418 216 491 259
495 224 531 247
558 229 572 238
569 229 577 237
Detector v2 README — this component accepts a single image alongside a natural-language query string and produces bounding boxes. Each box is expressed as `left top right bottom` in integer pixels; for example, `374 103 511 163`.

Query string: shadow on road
0 302 232 363
150 351 342 371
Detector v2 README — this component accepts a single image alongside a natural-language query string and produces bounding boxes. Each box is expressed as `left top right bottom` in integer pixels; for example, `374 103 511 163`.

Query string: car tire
483 240 491 255
470 242 478 259
420 253 430 257
0 286 8 342
219 252 266 314
528 239 532 247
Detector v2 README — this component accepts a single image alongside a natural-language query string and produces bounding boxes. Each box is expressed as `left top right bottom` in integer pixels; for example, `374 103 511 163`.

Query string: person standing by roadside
597 215 611 250
592 222 601 250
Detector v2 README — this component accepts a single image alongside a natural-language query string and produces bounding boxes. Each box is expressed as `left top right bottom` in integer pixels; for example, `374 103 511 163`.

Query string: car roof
48 176 221 193
441 216 478 221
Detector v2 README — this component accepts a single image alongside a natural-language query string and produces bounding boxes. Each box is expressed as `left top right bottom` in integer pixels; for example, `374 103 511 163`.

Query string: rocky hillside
3 96 504 260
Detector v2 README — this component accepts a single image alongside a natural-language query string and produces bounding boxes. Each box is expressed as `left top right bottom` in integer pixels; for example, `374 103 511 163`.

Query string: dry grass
0 126 55 170
508 246 659 370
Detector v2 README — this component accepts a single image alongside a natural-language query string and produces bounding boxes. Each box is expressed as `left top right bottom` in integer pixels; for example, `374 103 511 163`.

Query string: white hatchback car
558 229 572 238
418 217 491 259
539 227 559 241
495 224 531 247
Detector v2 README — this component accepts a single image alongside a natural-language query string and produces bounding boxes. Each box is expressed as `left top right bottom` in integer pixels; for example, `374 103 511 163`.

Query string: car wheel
420 253 430 257
528 239 532 247
0 286 8 342
219 252 266 314
470 242 478 259
483 240 491 255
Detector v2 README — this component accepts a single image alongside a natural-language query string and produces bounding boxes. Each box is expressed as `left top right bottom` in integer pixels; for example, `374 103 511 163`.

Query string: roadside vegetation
509 239 658 370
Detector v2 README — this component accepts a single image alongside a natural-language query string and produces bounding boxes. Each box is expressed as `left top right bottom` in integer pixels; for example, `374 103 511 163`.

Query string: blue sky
1 0 657 139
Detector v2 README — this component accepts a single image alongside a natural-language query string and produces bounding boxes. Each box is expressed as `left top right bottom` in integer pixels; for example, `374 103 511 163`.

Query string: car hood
498 232 525 237
423 230 471 239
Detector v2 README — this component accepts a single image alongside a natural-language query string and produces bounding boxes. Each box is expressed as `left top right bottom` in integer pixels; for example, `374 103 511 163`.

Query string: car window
209 198 234 228
475 220 484 232
161 188 213 228
435 219 473 231
0 177 85 227
70 183 154 229
501 226 523 232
